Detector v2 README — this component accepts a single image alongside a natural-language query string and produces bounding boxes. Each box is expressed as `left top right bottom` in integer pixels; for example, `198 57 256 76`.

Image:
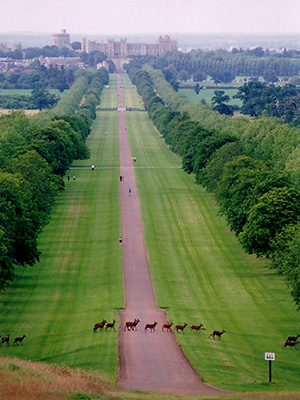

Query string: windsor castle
50 30 177 57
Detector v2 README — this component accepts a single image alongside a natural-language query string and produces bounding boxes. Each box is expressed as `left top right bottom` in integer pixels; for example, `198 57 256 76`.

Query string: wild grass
1 357 300 400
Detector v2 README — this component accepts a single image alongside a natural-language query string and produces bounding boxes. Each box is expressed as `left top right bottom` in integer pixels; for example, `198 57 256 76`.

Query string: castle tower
50 29 71 48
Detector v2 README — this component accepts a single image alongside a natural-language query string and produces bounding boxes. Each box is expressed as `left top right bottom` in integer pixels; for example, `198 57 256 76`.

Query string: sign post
264 352 275 383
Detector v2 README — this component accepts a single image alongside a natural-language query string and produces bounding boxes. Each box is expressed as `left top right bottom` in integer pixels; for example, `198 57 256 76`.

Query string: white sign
265 352 275 361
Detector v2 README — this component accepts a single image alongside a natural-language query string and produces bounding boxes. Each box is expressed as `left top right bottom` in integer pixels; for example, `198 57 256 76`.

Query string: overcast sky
1 0 300 36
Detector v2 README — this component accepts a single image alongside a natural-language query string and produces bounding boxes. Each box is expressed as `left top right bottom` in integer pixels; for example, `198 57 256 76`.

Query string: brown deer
2 334 10 346
190 323 204 332
13 335 26 345
144 321 158 332
175 323 187 333
286 334 300 342
93 320 106 332
283 340 299 349
105 320 116 332
162 323 173 332
209 329 226 339
124 318 140 331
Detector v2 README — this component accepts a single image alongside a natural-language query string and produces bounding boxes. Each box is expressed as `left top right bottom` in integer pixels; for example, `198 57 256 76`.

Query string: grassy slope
122 75 300 393
0 84 122 378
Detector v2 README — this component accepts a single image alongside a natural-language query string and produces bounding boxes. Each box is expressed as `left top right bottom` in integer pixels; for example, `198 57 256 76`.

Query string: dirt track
116 63 226 395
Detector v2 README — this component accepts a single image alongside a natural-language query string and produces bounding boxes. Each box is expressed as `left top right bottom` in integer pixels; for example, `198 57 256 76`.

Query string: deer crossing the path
144 321 158 332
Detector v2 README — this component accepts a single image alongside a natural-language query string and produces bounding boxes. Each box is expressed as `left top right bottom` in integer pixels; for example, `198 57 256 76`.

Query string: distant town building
0 42 8 51
81 35 177 57
12 42 22 51
39 56 84 69
50 29 71 49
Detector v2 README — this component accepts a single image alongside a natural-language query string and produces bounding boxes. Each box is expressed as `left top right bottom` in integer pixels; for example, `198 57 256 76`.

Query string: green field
0 73 299 397
179 88 242 107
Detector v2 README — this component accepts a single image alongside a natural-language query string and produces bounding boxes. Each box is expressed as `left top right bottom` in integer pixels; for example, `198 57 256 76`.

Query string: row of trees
153 50 300 83
0 68 109 289
127 63 300 309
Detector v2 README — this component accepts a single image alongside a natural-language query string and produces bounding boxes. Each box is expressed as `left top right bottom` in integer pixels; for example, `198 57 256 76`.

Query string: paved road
116 62 226 395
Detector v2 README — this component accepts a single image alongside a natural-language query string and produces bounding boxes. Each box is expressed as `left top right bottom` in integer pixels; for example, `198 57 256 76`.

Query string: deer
105 320 116 332
282 340 299 349
144 321 158 332
190 323 204 332
286 334 300 342
13 335 26 345
162 322 173 332
93 320 106 333
209 329 226 339
2 334 10 346
175 323 187 333
124 318 140 331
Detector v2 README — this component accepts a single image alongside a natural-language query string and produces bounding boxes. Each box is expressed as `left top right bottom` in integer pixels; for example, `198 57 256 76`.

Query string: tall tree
239 187 299 257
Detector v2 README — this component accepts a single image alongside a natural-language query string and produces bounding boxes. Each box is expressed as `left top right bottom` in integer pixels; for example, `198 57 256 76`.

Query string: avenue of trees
0 68 109 289
126 62 300 309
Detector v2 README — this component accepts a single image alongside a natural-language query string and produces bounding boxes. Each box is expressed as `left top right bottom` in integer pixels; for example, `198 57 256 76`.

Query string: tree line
0 68 109 289
125 63 300 309
153 49 300 83
0 64 75 91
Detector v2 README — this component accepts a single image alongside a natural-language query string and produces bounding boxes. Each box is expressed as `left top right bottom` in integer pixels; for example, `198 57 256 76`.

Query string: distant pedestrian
129 188 132 196
120 175 122 182
133 157 136 162
92 165 95 170
73 175 76 181
119 237 123 246
67 175 70 181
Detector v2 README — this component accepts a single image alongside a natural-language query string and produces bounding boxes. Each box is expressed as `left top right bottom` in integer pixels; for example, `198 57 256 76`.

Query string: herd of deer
94 319 300 350
93 318 226 339
122 319 227 339
0 334 26 346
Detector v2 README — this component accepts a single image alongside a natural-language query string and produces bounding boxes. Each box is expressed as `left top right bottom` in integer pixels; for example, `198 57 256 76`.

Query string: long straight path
116 63 225 395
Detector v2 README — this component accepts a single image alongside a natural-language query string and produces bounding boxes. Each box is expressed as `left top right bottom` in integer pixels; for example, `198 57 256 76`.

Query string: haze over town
2 0 300 36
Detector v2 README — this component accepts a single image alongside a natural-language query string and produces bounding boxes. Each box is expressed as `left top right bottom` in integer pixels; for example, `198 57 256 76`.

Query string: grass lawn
179 88 242 107
123 79 300 394
0 81 122 379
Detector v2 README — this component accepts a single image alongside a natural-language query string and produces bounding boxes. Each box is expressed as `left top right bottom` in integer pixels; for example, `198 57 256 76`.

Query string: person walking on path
129 188 132 196
119 237 123 247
